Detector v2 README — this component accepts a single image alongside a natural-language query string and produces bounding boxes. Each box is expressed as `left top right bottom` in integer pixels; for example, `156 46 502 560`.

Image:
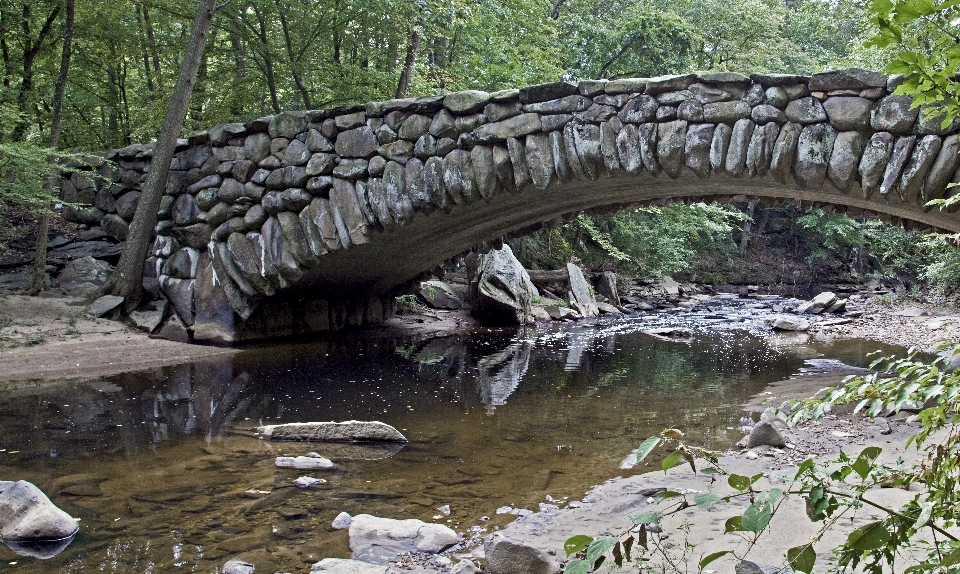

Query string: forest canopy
0 0 883 151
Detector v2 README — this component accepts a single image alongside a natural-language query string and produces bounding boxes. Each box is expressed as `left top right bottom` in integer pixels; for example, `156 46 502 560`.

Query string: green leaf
741 502 772 533
563 559 590 574
662 450 685 473
636 437 660 463
724 515 745 533
661 428 684 438
585 536 618 565
700 467 720 474
564 535 593 557
903 563 939 573
846 521 891 551
795 458 815 479
728 474 752 491
631 512 659 525
787 543 817 573
699 550 731 569
653 490 684 499
914 502 933 530
941 547 960 566
693 493 723 511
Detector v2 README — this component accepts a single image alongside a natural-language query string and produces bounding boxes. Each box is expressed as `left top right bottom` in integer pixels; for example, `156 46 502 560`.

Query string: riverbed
0 296 909 572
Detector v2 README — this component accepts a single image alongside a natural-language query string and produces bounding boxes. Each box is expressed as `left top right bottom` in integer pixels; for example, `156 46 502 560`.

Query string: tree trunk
251 4 280 114
142 3 163 90
29 0 73 295
228 25 245 116
395 24 421 99
739 201 756 257
11 3 61 142
96 0 219 310
274 0 312 109
136 2 155 92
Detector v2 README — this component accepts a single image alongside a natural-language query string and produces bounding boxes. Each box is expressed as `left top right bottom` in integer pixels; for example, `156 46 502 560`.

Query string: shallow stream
0 297 905 572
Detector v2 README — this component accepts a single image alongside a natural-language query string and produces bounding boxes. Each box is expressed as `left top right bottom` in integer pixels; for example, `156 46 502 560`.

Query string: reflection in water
476 342 531 414
0 303 912 573
3 533 76 560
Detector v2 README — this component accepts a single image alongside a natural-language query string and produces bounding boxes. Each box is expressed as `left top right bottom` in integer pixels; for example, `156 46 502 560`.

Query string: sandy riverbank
0 292 957 381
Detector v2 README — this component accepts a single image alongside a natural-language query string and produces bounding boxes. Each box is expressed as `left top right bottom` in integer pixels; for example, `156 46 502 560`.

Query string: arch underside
299 171 958 298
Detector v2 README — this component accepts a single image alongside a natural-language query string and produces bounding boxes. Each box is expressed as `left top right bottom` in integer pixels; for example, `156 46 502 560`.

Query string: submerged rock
349 514 458 564
222 560 256 574
257 421 408 443
0 481 78 549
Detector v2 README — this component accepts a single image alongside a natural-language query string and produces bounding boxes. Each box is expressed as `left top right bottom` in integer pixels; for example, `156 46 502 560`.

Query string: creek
0 296 905 573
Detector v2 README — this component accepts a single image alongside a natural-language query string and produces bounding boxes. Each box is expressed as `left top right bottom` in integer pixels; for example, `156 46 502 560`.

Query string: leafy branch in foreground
563 345 960 573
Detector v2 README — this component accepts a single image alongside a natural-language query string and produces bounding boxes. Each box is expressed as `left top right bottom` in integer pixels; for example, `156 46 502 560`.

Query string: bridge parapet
58 68 960 343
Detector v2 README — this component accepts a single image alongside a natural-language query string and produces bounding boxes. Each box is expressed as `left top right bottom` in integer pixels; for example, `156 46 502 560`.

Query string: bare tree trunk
30 0 74 295
395 24 421 99
95 0 220 310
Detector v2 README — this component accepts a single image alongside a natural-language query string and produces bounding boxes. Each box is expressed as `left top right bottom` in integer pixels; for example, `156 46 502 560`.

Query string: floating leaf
564 535 592 557
636 437 660 463
693 493 723 511
699 550 731 569
787 543 816 573
846 521 891 551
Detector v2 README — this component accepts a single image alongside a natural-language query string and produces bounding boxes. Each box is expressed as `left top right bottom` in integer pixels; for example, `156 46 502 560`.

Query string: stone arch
61 68 960 342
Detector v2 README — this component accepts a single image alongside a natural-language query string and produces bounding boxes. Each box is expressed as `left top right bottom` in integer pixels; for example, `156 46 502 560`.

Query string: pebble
293 476 325 488
331 512 352 529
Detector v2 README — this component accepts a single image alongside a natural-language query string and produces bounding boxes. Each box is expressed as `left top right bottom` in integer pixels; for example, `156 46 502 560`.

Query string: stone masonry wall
58 68 960 343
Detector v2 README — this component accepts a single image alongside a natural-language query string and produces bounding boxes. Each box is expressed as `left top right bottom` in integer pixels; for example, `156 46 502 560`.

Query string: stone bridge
59 68 960 343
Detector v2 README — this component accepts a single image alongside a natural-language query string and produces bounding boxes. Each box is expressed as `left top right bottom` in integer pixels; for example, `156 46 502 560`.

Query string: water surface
0 300 906 572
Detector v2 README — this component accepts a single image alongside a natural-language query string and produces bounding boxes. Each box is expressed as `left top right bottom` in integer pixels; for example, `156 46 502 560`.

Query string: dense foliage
0 0 885 152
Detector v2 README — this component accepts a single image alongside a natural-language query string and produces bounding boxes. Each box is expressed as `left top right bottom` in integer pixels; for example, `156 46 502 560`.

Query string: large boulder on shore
485 532 560 574
0 480 78 543
566 263 598 318
746 421 787 448
256 421 407 442
471 245 535 325
796 291 837 314
348 514 458 564
417 280 462 310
